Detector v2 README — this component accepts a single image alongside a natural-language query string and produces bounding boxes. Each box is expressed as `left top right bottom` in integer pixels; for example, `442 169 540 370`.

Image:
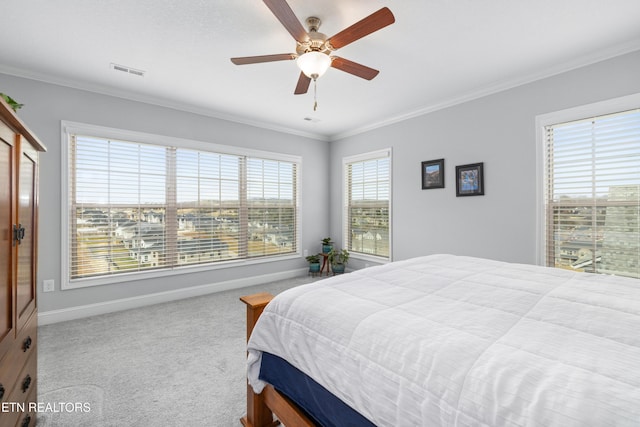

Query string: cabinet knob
21 415 31 427
21 374 31 393
0 383 4 400
22 336 32 352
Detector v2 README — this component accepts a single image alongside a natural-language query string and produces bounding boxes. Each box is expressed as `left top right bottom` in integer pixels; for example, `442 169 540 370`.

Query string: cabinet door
16 139 37 332
0 123 15 357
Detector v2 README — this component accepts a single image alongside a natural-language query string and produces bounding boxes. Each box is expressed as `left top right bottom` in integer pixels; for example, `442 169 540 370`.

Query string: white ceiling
1 1 639 141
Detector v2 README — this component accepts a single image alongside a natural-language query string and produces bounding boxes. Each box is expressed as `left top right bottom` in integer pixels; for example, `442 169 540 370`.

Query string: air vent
110 63 145 77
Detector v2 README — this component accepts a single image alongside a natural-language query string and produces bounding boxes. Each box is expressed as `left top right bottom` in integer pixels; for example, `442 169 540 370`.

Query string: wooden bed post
239 293 279 427
240 292 316 427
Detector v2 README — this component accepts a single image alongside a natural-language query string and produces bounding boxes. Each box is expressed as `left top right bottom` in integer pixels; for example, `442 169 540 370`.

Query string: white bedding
247 254 640 426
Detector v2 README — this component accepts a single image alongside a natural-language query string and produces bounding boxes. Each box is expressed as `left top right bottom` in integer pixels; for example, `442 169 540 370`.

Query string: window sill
62 253 301 290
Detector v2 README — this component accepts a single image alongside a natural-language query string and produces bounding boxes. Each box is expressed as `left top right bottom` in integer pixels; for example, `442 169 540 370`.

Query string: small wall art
455 162 484 196
421 159 444 189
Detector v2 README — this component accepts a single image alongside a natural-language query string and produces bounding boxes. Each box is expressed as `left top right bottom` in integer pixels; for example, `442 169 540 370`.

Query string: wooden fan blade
263 0 308 43
230 53 296 65
327 7 395 50
331 57 379 80
294 72 311 95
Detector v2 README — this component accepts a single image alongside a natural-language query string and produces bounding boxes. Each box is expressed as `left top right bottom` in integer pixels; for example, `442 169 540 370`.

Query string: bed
240 254 640 426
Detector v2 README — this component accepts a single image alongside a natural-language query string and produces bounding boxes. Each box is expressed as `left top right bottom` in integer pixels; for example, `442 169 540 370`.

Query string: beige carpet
37 276 320 427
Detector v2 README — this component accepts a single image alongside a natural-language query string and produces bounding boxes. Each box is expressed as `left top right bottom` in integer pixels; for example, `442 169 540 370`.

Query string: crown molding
2 40 639 144
0 64 330 142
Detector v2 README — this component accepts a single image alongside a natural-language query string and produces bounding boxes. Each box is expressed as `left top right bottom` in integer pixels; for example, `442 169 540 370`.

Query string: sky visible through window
176 149 239 204
76 137 295 205
76 136 167 204
551 110 640 200
350 158 390 201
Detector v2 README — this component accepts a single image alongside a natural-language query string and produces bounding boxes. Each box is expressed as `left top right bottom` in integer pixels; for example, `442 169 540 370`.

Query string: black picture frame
455 162 484 196
421 159 445 189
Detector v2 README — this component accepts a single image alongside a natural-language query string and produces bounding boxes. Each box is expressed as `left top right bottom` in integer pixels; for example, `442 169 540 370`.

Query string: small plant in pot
306 253 321 275
0 93 24 112
321 237 333 254
328 248 349 274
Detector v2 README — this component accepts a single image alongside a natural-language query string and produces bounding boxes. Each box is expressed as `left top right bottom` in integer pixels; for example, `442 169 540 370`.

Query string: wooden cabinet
0 97 45 427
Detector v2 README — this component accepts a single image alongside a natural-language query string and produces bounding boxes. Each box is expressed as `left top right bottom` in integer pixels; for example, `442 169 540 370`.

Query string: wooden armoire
0 97 45 427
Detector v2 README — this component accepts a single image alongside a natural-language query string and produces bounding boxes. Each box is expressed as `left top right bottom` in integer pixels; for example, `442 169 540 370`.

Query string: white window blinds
175 149 242 265
544 108 640 278
246 158 297 258
67 131 299 285
344 149 391 259
71 136 169 277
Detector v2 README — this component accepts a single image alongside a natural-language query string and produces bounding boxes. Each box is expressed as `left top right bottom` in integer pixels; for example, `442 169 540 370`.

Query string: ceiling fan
230 0 395 99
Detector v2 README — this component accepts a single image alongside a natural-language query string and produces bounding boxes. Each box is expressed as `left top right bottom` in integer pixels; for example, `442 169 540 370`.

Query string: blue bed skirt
259 352 376 427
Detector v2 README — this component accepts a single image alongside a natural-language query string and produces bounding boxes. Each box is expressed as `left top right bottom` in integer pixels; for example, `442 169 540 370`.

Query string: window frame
61 121 301 289
535 93 640 268
342 148 392 263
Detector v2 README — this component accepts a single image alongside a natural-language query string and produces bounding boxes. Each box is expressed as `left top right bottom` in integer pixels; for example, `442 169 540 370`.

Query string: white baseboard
38 268 308 325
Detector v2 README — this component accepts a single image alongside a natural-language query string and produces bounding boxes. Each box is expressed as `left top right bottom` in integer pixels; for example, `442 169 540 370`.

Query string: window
539 98 640 279
62 122 299 288
343 149 391 260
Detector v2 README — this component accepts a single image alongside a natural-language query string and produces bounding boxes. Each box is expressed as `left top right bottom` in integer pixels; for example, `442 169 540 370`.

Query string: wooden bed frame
239 293 316 427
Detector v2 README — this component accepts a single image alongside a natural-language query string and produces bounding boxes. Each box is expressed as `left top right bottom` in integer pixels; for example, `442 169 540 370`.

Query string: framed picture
421 159 445 189
456 162 484 196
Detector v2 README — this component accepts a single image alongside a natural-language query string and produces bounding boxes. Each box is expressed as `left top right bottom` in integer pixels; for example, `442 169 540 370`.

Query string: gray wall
2 50 639 314
0 74 329 313
329 51 640 269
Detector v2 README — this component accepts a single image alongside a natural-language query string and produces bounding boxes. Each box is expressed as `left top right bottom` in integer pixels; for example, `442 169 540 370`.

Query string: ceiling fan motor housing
296 17 331 56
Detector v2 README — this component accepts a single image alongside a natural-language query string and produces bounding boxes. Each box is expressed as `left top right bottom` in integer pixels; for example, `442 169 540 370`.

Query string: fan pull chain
313 78 318 111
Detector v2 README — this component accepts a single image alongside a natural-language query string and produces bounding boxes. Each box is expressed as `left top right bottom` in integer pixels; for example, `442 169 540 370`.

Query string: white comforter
247 254 640 426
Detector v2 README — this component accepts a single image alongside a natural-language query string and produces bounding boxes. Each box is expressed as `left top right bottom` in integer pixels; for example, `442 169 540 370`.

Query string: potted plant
328 248 349 274
321 237 333 254
306 253 321 275
0 93 24 112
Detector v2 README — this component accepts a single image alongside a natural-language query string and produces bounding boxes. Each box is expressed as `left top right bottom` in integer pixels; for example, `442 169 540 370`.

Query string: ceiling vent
110 63 145 77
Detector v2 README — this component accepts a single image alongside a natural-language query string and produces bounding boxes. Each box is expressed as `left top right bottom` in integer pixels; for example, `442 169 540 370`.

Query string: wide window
62 122 299 288
540 100 640 278
343 149 391 260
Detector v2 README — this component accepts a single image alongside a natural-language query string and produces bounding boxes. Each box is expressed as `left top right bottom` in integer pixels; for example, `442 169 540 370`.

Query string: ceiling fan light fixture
296 51 331 80
230 3 395 95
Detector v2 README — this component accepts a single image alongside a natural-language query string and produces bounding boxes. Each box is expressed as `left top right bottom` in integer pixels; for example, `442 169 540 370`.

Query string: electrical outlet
43 279 55 292
303 249 308 257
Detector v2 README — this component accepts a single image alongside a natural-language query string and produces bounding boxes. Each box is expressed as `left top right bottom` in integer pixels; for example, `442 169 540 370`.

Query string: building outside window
343 149 391 261
539 96 640 279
